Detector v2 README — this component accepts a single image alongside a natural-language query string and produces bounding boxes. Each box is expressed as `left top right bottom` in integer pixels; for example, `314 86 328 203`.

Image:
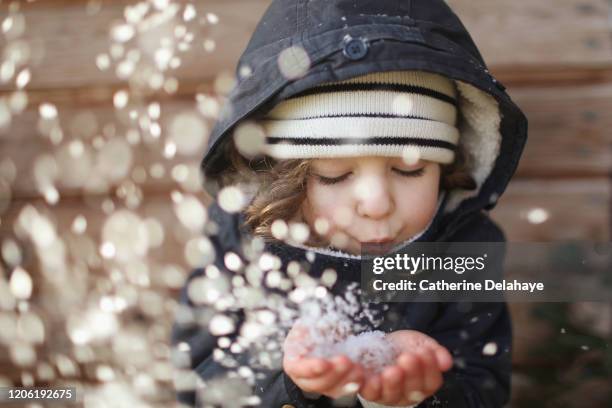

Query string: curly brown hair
217 138 476 244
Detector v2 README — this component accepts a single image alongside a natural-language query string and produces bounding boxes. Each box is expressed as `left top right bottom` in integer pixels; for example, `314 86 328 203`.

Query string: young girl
173 0 528 407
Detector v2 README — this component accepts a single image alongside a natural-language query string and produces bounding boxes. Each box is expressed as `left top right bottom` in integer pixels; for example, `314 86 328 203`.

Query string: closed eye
315 173 351 185
392 167 425 177
315 167 424 184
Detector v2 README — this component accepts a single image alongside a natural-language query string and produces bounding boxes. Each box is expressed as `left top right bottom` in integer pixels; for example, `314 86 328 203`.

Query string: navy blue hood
199 0 528 240
176 5 519 407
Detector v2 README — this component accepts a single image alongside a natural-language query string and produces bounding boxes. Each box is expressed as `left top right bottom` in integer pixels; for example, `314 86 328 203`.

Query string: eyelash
316 168 425 185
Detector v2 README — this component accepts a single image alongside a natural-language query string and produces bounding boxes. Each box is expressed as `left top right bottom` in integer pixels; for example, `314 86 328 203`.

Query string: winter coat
172 0 528 407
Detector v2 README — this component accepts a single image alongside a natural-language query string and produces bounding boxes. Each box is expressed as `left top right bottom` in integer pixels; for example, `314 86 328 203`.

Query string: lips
360 238 396 255
361 238 394 244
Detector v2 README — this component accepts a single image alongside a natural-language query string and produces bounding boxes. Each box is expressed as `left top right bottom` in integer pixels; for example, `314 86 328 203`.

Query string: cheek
394 172 440 223
303 182 330 220
303 181 351 222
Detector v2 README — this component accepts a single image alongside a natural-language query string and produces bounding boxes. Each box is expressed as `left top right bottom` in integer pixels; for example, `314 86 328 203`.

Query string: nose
354 175 394 219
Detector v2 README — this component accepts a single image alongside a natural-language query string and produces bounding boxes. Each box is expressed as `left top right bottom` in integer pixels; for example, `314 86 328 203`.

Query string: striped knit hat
258 70 459 164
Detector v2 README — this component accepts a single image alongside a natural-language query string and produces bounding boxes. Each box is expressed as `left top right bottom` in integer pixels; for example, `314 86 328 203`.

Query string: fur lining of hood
445 81 502 213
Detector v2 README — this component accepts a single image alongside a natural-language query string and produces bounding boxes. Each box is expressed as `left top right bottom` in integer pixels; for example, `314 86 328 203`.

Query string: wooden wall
0 0 610 405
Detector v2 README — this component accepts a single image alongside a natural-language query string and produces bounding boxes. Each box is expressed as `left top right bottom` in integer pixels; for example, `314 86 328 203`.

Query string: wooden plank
0 0 610 92
492 180 610 364
0 0 267 90
2 179 607 255
0 192 203 390
3 80 611 200
493 65 612 88
0 192 209 269
0 96 211 199
447 0 612 67
0 191 206 366
2 178 608 249
490 179 610 241
511 83 612 178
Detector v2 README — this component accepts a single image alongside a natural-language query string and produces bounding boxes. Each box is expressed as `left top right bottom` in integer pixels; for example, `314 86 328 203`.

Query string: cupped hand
282 323 365 398
358 330 453 406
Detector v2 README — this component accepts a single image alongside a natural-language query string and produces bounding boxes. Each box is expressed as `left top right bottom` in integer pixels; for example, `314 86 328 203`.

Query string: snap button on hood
342 35 369 60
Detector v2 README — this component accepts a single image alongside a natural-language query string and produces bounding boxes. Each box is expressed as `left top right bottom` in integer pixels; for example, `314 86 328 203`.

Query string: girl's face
301 156 440 254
